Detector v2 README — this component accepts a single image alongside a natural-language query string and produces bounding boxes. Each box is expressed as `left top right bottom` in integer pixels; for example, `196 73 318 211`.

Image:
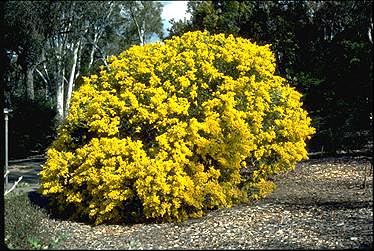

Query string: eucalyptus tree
3 0 52 100
119 1 164 46
36 1 88 120
4 0 164 122
36 1 163 121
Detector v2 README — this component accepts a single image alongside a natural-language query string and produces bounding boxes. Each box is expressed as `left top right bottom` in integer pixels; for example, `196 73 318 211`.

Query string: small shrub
4 192 58 249
40 31 315 224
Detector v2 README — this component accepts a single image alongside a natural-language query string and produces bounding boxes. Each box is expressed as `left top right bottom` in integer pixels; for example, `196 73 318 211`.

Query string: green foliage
4 192 63 249
3 0 51 67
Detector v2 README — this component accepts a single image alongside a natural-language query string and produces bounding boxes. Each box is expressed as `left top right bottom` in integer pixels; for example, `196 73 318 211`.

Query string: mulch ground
6 155 374 249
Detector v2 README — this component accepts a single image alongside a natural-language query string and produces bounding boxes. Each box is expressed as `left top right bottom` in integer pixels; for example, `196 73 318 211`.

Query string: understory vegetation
4 192 65 249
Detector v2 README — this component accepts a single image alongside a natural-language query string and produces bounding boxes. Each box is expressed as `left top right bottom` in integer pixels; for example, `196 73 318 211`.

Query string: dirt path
5 159 43 194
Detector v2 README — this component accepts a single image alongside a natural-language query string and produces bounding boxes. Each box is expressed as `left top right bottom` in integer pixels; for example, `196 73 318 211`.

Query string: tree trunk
130 6 145 46
88 46 95 70
65 40 80 118
75 40 82 80
56 70 64 121
56 43 64 121
369 17 373 44
25 66 35 100
88 33 98 69
43 55 53 102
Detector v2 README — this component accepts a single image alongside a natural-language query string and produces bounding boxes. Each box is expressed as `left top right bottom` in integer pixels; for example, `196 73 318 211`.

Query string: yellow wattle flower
40 30 315 225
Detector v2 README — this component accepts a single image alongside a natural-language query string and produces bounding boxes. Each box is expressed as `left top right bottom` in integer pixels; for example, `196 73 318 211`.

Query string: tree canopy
2 0 164 158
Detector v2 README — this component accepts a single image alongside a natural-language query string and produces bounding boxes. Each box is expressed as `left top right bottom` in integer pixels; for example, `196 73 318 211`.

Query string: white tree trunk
56 42 64 121
369 17 373 44
26 67 35 100
88 32 99 69
56 74 64 121
87 1 114 66
65 40 81 118
75 43 82 80
129 6 145 46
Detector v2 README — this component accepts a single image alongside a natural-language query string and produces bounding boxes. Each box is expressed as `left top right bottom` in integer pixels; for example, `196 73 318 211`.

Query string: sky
161 1 191 34
149 1 191 42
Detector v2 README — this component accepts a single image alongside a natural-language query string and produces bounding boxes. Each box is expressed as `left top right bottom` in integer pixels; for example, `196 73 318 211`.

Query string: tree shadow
27 190 155 226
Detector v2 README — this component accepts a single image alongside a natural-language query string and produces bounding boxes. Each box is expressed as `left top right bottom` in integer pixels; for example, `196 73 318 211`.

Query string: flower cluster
40 31 315 224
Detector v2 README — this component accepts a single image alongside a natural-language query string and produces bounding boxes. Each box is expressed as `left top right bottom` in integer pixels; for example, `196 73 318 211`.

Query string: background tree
36 1 164 121
3 0 58 158
2 0 164 158
117 1 164 47
304 0 373 153
3 1 52 101
1 1 7 185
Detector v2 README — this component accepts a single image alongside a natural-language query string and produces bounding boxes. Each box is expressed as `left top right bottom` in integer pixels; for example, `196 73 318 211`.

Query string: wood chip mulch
35 156 374 249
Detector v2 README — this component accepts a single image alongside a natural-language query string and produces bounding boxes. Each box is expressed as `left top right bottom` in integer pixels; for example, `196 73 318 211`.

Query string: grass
4 191 67 249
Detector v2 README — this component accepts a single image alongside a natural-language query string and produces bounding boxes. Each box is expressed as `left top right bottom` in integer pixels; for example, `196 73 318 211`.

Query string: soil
263 156 373 208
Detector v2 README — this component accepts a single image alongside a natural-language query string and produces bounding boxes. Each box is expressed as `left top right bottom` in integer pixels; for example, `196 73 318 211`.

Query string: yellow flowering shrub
39 31 315 224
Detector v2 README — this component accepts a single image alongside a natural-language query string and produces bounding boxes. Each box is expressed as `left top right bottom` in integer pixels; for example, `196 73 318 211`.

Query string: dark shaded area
1 1 8 246
7 97 56 159
27 190 154 226
28 191 92 224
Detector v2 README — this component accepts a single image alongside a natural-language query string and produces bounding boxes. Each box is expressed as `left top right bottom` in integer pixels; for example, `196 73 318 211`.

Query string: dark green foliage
8 97 57 159
4 192 57 249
